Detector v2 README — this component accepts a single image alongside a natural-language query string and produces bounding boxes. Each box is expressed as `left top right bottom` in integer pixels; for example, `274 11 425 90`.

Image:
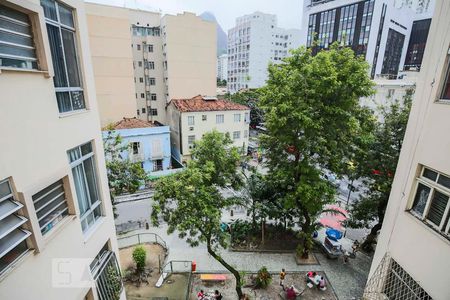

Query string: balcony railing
91 251 123 300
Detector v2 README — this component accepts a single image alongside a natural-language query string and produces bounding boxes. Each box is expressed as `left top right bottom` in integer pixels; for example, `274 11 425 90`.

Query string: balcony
91 251 123 300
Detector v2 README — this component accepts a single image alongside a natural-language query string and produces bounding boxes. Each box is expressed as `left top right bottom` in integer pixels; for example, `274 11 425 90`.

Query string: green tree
350 90 413 252
103 130 147 217
259 44 375 258
132 245 147 273
225 89 264 127
151 131 245 299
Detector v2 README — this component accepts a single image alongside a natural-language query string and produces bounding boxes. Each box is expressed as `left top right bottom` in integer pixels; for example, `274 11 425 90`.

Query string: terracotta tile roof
170 95 249 113
108 117 155 130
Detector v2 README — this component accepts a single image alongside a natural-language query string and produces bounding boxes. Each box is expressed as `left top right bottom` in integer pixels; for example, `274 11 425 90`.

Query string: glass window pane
72 165 89 216
411 183 430 216
80 142 93 156
47 24 68 87
61 29 81 87
0 240 28 274
58 3 74 28
0 17 31 36
427 191 449 227
0 180 12 198
40 0 57 21
438 174 450 189
0 31 33 47
71 91 85 110
442 63 450 100
423 168 438 181
0 43 36 59
56 92 72 113
83 158 99 207
68 147 81 163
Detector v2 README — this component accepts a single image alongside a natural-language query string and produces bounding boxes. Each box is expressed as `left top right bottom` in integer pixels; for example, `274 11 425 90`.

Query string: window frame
216 114 224 124
438 55 450 101
188 116 195 126
409 166 450 237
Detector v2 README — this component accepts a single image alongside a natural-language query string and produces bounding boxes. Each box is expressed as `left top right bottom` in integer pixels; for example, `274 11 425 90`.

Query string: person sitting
319 276 326 291
306 271 316 284
286 286 297 300
213 290 223 300
313 273 321 286
197 290 205 300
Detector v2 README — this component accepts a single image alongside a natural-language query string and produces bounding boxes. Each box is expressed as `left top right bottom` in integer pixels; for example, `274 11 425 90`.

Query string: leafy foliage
225 89 264 127
255 266 272 289
259 44 375 257
132 246 147 272
151 131 245 299
105 265 122 300
350 89 413 251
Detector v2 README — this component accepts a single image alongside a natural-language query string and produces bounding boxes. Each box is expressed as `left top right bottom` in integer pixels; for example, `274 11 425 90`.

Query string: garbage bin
191 261 197 272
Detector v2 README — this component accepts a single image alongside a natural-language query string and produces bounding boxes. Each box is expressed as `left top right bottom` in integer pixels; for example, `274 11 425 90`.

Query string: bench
200 274 227 283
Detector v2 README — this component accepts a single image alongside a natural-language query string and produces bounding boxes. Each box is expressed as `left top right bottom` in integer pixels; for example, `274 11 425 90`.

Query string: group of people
306 271 326 291
197 289 222 300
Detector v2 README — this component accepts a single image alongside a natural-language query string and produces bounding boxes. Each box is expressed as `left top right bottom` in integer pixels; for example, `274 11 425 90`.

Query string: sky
86 0 304 31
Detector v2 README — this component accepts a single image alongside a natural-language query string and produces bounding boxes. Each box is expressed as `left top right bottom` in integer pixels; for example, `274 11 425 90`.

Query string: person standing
280 268 286 290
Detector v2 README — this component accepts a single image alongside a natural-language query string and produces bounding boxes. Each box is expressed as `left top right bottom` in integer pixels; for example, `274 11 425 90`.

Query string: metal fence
160 260 193 300
117 232 168 251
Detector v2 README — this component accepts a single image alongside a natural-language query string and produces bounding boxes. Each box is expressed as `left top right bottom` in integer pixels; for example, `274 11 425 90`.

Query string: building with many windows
0 0 122 300
364 1 450 298
227 12 301 93
217 53 228 82
167 95 250 162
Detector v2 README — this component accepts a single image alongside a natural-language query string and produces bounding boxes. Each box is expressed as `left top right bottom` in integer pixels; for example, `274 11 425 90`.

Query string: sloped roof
108 117 155 130
170 95 249 112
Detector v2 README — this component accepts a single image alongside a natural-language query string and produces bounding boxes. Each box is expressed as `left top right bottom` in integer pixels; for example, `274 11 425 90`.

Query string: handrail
117 231 168 250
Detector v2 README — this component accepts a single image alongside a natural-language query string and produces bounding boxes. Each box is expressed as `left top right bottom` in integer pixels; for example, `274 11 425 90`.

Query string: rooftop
170 95 249 113
107 117 156 130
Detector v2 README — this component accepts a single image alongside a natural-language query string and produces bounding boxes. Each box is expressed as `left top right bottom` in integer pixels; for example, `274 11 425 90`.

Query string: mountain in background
200 11 228 56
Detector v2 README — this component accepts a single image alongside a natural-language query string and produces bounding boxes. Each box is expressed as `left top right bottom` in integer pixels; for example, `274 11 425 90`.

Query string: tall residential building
364 1 450 299
217 53 228 81
85 3 137 127
0 0 122 300
227 12 301 93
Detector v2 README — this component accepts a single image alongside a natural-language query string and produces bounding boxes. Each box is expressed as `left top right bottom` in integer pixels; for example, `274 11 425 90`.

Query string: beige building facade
85 3 137 128
364 1 450 299
167 96 250 162
0 0 122 300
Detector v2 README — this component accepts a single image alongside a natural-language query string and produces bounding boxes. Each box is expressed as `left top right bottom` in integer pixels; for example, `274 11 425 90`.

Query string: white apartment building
227 12 301 93
0 1 122 300
364 1 450 299
167 95 250 162
217 53 228 81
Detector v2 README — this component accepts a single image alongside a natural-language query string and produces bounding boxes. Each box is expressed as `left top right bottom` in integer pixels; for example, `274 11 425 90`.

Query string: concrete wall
85 3 137 127
162 12 217 100
369 1 450 299
0 0 119 300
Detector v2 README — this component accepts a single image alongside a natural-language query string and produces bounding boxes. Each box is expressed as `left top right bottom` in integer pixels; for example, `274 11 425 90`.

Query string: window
138 61 142 67
234 113 241 122
188 116 195 126
140 93 145 98
410 167 450 238
42 0 85 113
188 135 195 149
148 44 153 52
148 77 155 85
441 59 450 100
387 89 395 98
0 4 38 69
139 77 143 83
32 179 69 235
233 131 240 140
244 130 248 138
0 178 32 275
131 142 140 155
244 112 250 123
148 61 155 69
381 29 405 77
141 107 146 114
216 114 224 124
151 93 157 101
150 108 157 116
136 44 141 50
68 142 102 232
153 159 163 171
202 115 207 121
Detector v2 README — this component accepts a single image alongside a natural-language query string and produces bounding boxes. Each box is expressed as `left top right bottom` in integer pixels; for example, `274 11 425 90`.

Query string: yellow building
364 0 450 299
0 0 122 299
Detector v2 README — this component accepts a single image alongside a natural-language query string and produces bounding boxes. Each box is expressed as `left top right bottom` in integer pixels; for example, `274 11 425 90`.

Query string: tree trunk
361 222 382 252
207 241 243 299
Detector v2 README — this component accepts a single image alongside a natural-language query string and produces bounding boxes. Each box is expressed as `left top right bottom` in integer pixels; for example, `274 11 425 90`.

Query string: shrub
255 266 272 289
132 246 146 272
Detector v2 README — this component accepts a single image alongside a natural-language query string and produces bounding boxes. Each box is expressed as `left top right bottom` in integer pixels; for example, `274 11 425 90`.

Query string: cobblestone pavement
116 200 372 300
